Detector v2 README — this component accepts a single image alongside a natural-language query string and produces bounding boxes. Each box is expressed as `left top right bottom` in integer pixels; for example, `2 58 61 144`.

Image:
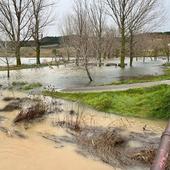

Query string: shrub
12 81 27 86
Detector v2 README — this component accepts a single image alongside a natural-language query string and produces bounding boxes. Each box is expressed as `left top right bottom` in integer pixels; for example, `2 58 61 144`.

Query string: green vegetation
163 63 170 67
11 81 42 91
12 81 27 86
43 85 170 119
22 83 42 90
109 68 170 85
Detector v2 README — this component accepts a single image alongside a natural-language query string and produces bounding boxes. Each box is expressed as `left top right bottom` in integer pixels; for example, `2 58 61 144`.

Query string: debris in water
14 101 46 123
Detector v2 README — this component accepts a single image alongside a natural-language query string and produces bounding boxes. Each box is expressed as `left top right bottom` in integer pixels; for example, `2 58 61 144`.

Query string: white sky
45 0 170 36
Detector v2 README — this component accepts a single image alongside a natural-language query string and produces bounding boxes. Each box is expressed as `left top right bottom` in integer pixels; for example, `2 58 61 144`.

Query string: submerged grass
163 62 170 66
43 84 170 119
12 81 42 91
109 68 170 85
22 83 42 90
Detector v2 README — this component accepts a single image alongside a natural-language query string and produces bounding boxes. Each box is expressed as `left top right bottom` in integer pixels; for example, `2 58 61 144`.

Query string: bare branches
0 0 32 65
105 0 161 67
88 0 106 66
30 0 55 64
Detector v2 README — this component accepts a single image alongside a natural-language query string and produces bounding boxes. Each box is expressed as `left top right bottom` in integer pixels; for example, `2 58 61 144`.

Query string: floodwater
0 57 167 89
0 91 114 170
0 90 167 170
0 57 54 66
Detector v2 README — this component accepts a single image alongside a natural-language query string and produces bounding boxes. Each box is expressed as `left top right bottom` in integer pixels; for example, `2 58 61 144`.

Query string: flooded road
0 57 167 89
0 90 167 170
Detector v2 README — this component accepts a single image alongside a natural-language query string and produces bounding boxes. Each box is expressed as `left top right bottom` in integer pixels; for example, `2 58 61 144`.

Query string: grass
109 68 170 85
11 81 42 91
12 81 27 86
163 62 170 66
22 82 42 90
43 84 170 119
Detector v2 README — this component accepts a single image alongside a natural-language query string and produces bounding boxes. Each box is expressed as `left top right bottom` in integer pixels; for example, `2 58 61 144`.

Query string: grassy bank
44 85 170 119
109 68 170 85
163 63 170 66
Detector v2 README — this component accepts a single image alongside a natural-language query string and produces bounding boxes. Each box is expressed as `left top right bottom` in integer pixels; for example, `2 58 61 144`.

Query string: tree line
0 0 54 66
61 0 162 70
0 0 166 80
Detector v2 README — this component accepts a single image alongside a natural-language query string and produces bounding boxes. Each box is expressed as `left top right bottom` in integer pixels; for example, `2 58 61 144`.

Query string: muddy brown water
0 90 167 170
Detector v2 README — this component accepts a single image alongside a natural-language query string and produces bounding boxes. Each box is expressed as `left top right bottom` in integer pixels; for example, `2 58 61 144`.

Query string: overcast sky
45 0 170 36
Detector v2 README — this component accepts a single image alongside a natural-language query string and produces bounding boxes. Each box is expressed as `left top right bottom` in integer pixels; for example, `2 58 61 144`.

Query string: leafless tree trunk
0 0 32 66
127 0 160 67
30 0 55 65
61 16 74 62
129 29 134 66
106 0 133 68
0 40 11 78
63 0 93 82
106 0 161 68
88 0 106 67
0 57 10 78
162 36 170 63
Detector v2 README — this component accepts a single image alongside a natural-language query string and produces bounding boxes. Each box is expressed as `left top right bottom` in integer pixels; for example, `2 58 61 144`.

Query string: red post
151 120 170 170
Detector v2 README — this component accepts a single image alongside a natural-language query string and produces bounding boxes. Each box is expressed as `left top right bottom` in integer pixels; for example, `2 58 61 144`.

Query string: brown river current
0 90 167 170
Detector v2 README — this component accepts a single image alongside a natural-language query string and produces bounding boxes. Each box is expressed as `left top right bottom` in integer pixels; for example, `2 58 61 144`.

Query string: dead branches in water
14 101 46 123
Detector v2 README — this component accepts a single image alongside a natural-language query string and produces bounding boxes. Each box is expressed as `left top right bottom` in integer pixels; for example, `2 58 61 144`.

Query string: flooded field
0 90 168 170
0 57 54 66
0 57 167 89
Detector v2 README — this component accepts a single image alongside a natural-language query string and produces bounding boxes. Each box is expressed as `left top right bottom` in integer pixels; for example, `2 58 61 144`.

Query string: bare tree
106 0 135 68
106 0 161 68
0 40 11 78
88 0 106 67
30 0 55 65
102 27 117 59
0 0 32 66
61 15 75 62
127 0 160 67
63 0 93 82
162 35 170 63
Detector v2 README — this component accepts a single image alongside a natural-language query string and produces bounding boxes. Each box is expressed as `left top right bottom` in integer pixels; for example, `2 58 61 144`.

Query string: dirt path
60 80 170 93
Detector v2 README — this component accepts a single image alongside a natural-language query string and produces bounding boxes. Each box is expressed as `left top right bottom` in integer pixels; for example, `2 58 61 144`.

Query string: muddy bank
75 126 170 170
0 90 168 170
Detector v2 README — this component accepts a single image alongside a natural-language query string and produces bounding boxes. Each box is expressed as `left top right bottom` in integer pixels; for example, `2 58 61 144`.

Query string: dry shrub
130 147 156 164
54 103 87 131
77 127 130 167
14 100 46 123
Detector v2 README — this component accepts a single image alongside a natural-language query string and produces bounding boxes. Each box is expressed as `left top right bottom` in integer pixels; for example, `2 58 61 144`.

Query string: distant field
0 45 75 58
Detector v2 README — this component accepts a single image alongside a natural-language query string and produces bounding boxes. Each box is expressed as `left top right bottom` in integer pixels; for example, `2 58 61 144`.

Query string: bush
12 81 27 86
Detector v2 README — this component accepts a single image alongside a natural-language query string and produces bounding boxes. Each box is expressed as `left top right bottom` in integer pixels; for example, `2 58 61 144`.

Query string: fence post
151 120 170 170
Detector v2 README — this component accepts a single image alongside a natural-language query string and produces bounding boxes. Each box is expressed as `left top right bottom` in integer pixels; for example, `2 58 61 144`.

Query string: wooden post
151 120 170 170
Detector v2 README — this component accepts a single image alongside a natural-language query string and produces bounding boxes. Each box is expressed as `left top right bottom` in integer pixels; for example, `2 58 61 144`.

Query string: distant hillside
8 32 170 48
22 36 65 47
40 36 63 46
